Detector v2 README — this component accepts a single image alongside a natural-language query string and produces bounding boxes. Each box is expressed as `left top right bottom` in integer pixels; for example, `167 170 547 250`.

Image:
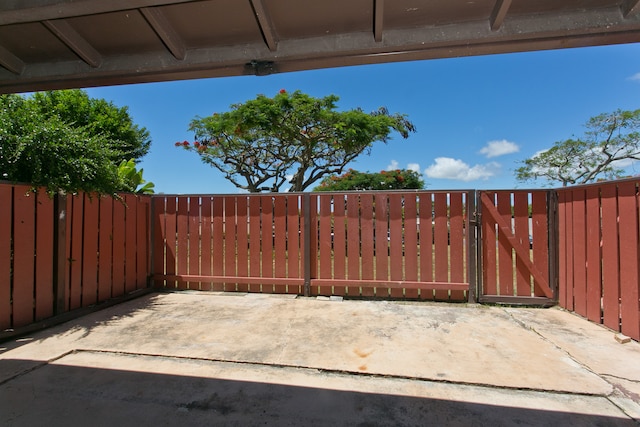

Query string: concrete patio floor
0 291 639 426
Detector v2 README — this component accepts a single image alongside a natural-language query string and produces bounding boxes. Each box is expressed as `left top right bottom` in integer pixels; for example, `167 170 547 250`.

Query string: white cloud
479 139 519 158
531 148 549 158
424 157 500 181
387 160 420 172
629 72 640 81
407 163 421 173
612 157 638 168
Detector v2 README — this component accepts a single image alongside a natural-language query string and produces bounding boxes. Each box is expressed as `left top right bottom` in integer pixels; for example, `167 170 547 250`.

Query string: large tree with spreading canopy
180 90 416 192
515 109 640 186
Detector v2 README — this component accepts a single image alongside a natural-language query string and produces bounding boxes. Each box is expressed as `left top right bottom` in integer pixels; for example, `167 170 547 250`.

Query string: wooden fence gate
478 190 556 305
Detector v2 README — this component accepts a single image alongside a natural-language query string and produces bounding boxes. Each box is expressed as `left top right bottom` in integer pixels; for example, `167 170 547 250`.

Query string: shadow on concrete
0 358 633 427
0 292 166 352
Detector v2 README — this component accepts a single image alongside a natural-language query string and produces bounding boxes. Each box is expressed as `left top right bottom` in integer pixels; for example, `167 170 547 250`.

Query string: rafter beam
250 0 278 51
622 0 640 17
374 0 385 42
43 20 102 67
141 7 186 60
2 6 640 94
0 0 199 25
490 0 512 31
0 44 25 75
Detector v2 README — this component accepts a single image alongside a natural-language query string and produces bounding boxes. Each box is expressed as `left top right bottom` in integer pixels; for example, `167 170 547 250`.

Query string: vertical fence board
69 194 84 309
136 197 149 289
13 186 35 326
482 192 497 296
261 197 274 293
404 195 420 298
286 196 300 288
164 197 178 289
419 194 433 299
187 197 200 290
571 189 587 315
224 197 237 291
388 194 403 298
601 184 619 331
0 186 11 329
248 196 261 289
236 196 249 292
151 197 165 288
112 198 126 297
496 192 513 296
99 197 114 298
565 191 575 310
34 189 54 320
124 195 138 293
211 197 223 291
317 194 332 296
513 192 530 296
360 194 375 297
333 195 347 295
531 192 549 296
81 195 99 306
176 197 188 290
200 197 213 290
273 196 287 293
557 191 568 308
308 195 318 293
318 194 332 285
346 194 360 296
434 193 448 300
450 192 465 300
64 196 72 311
618 182 640 340
585 187 602 323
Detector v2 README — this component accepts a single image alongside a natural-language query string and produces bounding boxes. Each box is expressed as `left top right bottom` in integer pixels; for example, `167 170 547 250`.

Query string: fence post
303 193 311 297
52 193 67 315
475 191 484 301
467 190 478 303
148 195 155 288
547 190 559 302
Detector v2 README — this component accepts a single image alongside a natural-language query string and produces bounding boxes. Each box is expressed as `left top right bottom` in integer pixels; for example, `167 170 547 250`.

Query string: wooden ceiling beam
43 19 102 67
140 7 186 60
0 0 198 25
490 0 512 31
374 0 385 42
0 44 25 74
622 0 640 17
250 0 278 51
1 6 640 93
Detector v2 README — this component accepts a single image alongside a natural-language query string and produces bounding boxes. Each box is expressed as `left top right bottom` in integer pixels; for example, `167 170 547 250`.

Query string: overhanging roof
1 0 640 94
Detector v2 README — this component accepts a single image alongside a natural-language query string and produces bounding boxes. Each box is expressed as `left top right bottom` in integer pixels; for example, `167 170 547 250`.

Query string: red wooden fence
6 180 639 341
309 191 470 300
151 191 472 301
0 182 150 332
557 180 640 341
152 193 305 294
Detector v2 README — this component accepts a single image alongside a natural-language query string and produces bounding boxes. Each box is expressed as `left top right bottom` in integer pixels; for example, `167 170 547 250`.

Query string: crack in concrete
276 304 295 364
501 308 640 423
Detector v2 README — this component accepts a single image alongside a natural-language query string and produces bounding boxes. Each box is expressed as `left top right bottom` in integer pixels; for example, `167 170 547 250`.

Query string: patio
1 291 639 426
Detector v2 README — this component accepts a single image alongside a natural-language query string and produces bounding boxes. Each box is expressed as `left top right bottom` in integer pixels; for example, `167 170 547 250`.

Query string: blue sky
85 43 640 194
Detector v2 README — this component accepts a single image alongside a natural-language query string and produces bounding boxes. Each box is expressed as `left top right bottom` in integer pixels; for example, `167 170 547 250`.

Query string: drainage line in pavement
73 347 607 399
0 349 78 386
